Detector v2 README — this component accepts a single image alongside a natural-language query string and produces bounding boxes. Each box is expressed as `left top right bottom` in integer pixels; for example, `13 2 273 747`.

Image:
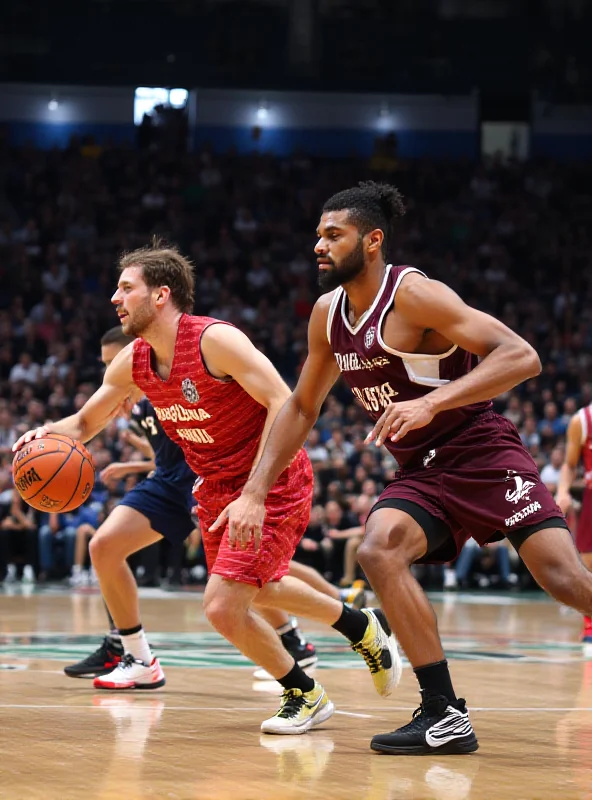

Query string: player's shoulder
313 289 340 318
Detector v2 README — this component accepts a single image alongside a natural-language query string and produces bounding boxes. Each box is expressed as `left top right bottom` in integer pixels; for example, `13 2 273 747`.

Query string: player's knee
89 531 120 568
204 595 243 639
358 521 422 576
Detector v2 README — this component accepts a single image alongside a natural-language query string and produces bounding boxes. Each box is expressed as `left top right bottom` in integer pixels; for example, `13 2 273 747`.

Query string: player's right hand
12 426 50 453
209 491 267 552
555 491 572 515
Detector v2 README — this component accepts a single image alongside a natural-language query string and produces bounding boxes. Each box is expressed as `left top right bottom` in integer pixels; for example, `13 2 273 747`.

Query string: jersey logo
504 471 536 505
181 378 200 404
423 449 436 467
364 326 376 348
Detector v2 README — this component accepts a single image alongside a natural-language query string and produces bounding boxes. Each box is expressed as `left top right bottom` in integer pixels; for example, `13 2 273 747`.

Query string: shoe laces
118 653 138 671
351 640 381 674
276 688 306 719
398 694 455 733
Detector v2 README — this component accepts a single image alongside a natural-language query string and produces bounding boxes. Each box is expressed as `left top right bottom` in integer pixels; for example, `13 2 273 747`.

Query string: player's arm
200 322 293 473
124 428 155 460
556 414 582 514
367 275 542 445
12 344 136 451
209 297 341 546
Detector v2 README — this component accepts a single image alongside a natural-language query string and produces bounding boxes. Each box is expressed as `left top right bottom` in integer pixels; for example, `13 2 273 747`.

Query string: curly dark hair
322 181 406 256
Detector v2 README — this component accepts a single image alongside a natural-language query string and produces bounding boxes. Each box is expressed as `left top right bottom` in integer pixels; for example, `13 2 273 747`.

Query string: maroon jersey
132 314 267 481
327 265 491 468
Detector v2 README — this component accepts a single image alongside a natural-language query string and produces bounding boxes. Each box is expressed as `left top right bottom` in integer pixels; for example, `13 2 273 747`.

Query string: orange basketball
12 433 95 513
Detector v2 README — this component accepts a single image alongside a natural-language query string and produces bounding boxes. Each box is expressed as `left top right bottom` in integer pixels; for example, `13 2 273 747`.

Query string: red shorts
195 449 313 587
576 490 592 554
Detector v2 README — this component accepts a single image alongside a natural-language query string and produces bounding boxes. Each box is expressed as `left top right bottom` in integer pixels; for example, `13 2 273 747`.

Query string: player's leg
203 574 334 735
574 492 592 645
357 504 478 755
288 558 366 607
70 523 95 586
509 523 592 615
254 607 318 678
89 505 165 690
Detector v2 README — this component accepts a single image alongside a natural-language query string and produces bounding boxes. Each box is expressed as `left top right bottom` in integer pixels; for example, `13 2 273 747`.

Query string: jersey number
141 416 158 437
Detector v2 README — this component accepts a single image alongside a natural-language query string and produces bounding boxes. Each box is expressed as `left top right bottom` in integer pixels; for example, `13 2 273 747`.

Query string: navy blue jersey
131 397 196 490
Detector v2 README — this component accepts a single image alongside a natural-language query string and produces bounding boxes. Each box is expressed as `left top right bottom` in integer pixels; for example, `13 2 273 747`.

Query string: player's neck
343 262 387 325
141 310 184 373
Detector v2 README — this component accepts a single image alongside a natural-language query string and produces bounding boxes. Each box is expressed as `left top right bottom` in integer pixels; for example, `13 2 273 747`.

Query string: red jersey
577 404 592 488
327 265 492 468
132 314 267 481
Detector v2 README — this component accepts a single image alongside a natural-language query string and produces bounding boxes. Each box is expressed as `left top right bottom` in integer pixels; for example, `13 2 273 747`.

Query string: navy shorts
119 472 196 545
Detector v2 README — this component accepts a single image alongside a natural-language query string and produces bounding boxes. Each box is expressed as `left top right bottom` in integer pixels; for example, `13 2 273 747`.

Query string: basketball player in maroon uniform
220 181 592 754
13 241 398 736
556 405 592 648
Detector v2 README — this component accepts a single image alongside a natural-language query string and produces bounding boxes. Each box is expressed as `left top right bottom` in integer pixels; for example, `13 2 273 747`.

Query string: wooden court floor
1 587 591 800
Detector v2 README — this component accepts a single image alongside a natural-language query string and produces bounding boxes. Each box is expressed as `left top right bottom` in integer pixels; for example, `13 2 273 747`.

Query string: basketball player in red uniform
220 181 592 754
13 241 398 736
556 405 592 647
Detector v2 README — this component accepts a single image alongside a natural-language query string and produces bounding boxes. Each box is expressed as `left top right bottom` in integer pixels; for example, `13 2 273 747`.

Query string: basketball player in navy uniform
65 327 320 681
217 181 592 755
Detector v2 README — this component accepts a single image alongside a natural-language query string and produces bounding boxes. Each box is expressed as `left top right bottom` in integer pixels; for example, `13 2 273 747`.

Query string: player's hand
209 492 267 552
555 490 572 515
100 463 130 482
365 397 435 447
12 426 51 452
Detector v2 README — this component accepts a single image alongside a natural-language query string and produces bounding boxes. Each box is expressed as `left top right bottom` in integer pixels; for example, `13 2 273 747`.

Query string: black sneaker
64 637 124 678
283 636 318 670
253 634 318 681
371 692 479 755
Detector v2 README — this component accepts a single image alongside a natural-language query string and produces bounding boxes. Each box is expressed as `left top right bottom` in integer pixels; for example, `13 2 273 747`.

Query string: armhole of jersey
199 321 235 383
326 289 342 345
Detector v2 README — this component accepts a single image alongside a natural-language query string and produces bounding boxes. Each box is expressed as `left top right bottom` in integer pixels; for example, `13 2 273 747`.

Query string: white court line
1 704 591 713
334 710 375 718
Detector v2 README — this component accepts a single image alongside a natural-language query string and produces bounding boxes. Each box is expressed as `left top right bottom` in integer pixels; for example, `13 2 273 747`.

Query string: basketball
12 433 95 513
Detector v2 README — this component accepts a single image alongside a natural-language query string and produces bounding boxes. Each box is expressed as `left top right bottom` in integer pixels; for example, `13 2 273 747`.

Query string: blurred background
0 0 590 593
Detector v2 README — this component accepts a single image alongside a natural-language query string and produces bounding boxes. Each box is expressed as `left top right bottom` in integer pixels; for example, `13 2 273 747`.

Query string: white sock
120 628 153 664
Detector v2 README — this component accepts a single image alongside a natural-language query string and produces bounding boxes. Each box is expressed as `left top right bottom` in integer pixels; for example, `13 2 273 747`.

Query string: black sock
332 604 368 644
118 623 143 636
280 628 304 649
106 635 123 651
414 660 457 702
278 662 315 694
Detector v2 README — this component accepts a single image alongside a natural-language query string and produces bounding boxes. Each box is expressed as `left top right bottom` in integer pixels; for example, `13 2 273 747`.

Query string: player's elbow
519 342 542 379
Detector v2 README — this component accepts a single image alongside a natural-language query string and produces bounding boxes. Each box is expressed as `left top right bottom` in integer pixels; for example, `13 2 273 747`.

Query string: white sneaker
4 564 17 583
69 569 88 587
261 682 334 735
443 568 457 590
22 565 35 584
93 654 166 690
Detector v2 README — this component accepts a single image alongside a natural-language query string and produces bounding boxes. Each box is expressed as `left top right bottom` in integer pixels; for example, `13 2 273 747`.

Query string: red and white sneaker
93 653 166 690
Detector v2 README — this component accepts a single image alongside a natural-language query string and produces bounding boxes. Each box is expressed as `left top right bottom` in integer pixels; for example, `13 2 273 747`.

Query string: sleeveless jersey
132 314 267 481
327 265 492 468
577 404 592 488
130 397 195 488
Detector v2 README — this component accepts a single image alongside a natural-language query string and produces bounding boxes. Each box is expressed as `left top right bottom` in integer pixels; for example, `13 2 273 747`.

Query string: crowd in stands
0 138 590 591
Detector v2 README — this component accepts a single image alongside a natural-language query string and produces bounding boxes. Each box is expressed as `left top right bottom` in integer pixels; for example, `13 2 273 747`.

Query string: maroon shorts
370 411 567 563
195 449 313 587
576 490 592 554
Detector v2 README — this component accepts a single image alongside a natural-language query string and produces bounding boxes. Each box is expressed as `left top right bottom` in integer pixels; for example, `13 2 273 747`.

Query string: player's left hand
209 492 267 552
365 397 436 447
